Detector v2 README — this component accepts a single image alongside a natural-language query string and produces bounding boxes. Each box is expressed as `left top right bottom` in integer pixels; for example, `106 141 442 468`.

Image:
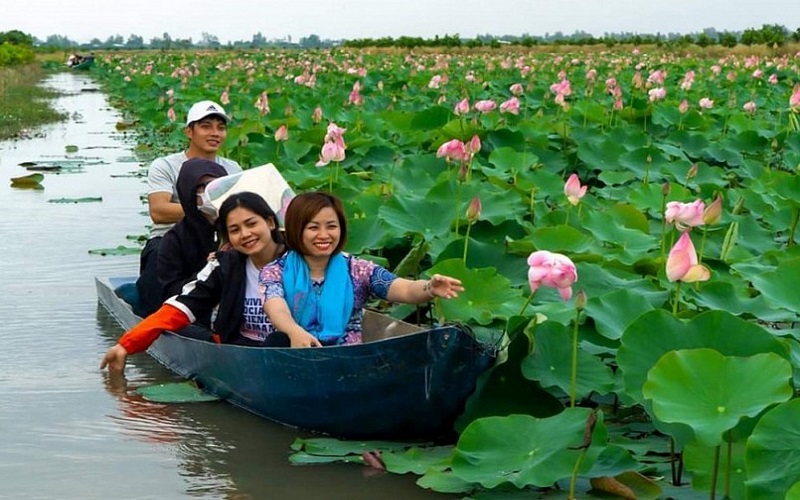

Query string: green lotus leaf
287 452 363 465
618 309 789 404
583 289 654 340
451 408 607 489
521 320 615 399
377 196 454 241
416 468 475 494
684 280 796 323
643 349 792 446
436 236 527 286
576 136 627 172
455 320 563 433
410 106 451 130
135 381 220 403
574 262 668 307
427 259 522 324
586 445 643 478
88 245 141 256
787 482 800 500
487 146 537 176
527 225 595 254
746 399 800 499
581 210 659 265
48 197 102 203
381 446 453 475
289 436 408 455
750 257 800 314
684 439 747 499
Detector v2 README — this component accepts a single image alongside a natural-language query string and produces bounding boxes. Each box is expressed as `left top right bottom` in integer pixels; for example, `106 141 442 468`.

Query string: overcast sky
3 0 799 43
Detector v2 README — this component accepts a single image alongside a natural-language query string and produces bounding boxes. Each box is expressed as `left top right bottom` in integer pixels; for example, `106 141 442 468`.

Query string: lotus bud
662 181 671 196
575 289 587 310
465 196 482 222
703 195 723 225
687 163 699 179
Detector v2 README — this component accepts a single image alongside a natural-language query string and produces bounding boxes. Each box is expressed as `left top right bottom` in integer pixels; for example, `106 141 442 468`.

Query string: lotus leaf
521 320 614 399
450 409 607 489
643 349 792 446
746 399 800 499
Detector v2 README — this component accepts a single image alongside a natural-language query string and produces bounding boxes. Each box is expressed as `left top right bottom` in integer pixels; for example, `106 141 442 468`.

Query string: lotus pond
91 47 800 498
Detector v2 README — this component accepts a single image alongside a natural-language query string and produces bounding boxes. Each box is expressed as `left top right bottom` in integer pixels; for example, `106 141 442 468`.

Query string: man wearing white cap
135 100 242 316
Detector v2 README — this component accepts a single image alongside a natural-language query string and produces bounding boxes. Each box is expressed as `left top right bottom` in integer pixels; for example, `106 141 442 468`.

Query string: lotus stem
672 282 682 315
570 307 580 408
517 291 536 317
725 434 732 499
788 207 799 247
565 204 572 225
698 225 709 265
710 445 720 500
462 222 472 264
660 193 668 262
568 446 587 500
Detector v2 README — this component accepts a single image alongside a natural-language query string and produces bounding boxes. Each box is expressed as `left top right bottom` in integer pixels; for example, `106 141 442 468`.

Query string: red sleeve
119 303 190 354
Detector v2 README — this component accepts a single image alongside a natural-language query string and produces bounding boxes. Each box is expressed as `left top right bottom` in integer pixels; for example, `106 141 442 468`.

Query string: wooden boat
96 276 498 440
70 57 94 70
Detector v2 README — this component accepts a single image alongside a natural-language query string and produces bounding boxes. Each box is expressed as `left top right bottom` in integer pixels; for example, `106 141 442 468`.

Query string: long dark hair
217 192 284 246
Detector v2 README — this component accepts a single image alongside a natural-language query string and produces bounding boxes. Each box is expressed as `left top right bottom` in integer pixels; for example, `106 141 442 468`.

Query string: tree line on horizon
2 24 799 52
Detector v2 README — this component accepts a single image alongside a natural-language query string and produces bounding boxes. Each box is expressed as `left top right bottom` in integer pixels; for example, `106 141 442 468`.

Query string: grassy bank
0 63 65 140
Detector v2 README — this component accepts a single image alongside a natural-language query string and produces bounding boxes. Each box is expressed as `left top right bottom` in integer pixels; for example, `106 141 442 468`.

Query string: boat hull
96 277 496 440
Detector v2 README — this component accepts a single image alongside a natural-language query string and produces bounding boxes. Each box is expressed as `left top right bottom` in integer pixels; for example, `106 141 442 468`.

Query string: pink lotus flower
474 100 497 113
499 97 520 115
679 99 689 113
699 97 714 109
255 91 270 115
454 98 470 116
665 200 706 231
666 232 711 283
274 124 288 142
648 87 667 102
220 89 230 105
348 81 364 106
768 73 778 85
527 250 578 301
436 139 469 163
315 139 346 167
564 174 587 205
465 135 481 156
509 83 524 96
790 86 800 109
167 108 176 122
743 101 757 114
325 122 347 143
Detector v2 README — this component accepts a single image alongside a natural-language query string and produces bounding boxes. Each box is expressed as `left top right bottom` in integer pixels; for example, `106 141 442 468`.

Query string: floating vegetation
135 381 220 403
65 144 79 153
10 172 44 188
48 196 102 203
88 245 140 256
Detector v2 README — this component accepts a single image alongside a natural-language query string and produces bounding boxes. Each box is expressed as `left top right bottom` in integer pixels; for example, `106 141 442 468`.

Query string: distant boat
96 276 498 440
67 54 94 70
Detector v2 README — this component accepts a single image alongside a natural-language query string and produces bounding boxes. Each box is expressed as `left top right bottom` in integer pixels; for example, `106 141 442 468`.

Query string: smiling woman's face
301 207 340 258
225 206 274 257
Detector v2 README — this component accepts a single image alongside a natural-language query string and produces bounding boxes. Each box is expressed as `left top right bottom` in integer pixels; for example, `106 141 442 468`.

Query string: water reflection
96 307 439 499
0 71 442 499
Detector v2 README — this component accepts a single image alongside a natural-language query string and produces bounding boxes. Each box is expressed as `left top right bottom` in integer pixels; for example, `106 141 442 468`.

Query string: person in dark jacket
156 158 228 317
101 192 288 372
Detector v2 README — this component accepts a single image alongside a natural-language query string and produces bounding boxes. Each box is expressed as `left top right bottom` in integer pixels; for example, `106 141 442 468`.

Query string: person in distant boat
135 100 241 317
156 158 227 319
259 191 464 348
101 192 288 372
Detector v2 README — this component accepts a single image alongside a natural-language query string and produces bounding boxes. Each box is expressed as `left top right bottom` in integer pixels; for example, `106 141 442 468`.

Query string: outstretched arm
386 273 464 304
264 298 322 348
100 303 191 372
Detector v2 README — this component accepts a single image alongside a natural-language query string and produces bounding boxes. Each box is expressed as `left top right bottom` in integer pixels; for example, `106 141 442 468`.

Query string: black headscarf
157 158 228 301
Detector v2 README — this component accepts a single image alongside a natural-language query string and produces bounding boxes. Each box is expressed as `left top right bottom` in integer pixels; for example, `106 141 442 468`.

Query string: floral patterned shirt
258 254 397 344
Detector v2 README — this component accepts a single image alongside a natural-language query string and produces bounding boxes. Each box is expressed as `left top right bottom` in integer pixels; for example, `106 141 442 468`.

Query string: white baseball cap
185 100 229 125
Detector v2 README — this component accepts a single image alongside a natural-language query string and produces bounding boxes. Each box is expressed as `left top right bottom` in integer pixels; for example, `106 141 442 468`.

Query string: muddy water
0 73 441 499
